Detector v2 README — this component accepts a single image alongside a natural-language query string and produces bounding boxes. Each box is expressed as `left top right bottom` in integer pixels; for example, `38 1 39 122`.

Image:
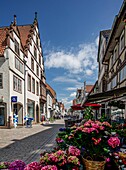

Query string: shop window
28 74 31 91
14 39 20 55
32 78 35 93
27 99 35 119
0 73 3 89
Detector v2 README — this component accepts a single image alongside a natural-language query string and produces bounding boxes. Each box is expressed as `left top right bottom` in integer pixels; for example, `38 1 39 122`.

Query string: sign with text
11 96 17 102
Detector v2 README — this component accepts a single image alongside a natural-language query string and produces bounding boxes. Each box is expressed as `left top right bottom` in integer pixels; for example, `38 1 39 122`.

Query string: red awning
84 102 101 107
71 102 102 111
83 102 102 110
71 104 84 110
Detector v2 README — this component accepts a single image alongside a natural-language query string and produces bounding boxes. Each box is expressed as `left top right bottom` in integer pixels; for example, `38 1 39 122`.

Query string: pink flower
24 162 42 170
67 156 80 165
106 158 110 162
68 146 80 156
108 137 120 148
41 165 58 170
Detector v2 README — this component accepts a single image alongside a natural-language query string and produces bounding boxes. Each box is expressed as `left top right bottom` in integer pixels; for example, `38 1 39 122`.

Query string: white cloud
66 87 77 91
53 76 83 86
85 69 93 76
61 98 73 108
70 92 76 97
45 37 98 76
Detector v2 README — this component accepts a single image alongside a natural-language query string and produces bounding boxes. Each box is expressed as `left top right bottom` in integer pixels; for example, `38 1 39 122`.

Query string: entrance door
0 106 5 125
36 104 39 123
13 103 23 125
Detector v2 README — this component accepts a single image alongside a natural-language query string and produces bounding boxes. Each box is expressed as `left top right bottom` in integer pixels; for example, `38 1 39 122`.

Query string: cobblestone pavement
0 119 64 164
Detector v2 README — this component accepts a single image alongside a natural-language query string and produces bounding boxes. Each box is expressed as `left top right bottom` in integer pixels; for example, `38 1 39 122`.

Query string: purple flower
9 160 26 170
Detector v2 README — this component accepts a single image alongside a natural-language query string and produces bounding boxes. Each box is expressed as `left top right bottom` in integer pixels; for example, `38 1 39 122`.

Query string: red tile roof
0 28 8 56
85 85 94 93
18 25 32 47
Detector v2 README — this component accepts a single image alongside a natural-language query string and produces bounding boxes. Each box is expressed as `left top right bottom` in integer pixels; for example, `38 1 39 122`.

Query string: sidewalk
0 119 65 164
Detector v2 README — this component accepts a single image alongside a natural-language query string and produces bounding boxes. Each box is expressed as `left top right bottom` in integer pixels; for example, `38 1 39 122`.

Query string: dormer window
14 39 20 55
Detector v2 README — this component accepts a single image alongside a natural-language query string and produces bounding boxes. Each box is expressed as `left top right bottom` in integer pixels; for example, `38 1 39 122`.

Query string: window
14 39 20 55
36 64 39 76
107 82 111 91
31 57 34 71
36 81 39 95
120 31 125 53
15 57 23 73
34 46 37 58
0 73 3 89
39 54 41 65
28 74 31 91
111 54 113 68
13 75 22 93
120 65 126 82
41 70 43 79
111 76 117 88
36 36 38 46
32 78 35 93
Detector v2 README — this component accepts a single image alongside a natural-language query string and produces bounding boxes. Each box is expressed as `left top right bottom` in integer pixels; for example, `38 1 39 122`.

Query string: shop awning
71 104 84 110
86 87 126 103
71 102 101 110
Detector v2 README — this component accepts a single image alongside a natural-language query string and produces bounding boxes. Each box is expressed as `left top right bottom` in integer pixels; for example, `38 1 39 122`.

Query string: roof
100 29 111 38
0 28 8 56
85 85 94 93
46 83 56 98
18 25 32 47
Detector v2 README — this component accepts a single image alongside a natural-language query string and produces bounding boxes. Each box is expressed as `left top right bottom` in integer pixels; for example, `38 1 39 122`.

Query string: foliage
0 162 10 169
57 120 121 161
83 107 94 120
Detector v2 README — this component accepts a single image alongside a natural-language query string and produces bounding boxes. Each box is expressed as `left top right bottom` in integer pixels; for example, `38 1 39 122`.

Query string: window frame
32 77 35 94
14 39 20 55
28 74 31 91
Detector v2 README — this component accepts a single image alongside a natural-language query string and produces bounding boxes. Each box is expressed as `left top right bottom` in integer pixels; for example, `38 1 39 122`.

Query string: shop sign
11 96 17 102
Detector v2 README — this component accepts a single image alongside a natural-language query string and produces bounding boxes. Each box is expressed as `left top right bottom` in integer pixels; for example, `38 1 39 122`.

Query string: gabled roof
0 28 8 56
18 25 32 48
85 85 94 93
46 83 56 98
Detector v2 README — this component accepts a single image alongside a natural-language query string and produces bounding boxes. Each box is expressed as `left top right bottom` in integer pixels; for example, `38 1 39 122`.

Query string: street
0 119 64 164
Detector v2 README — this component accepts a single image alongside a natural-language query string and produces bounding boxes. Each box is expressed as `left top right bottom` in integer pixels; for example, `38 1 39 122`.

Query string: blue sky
0 0 123 108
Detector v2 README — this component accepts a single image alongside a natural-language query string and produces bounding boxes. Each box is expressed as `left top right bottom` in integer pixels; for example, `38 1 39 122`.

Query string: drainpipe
24 57 28 125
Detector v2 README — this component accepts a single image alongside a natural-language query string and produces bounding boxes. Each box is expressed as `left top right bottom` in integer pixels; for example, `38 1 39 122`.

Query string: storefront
27 99 35 120
0 103 7 126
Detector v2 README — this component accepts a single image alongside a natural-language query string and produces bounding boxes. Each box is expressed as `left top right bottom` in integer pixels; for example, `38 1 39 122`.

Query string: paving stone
0 119 64 164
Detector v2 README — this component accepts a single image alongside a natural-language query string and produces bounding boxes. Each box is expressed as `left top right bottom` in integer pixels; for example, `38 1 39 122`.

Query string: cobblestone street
0 119 64 164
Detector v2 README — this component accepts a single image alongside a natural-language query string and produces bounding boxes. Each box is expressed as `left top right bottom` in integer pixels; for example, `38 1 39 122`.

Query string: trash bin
26 118 33 128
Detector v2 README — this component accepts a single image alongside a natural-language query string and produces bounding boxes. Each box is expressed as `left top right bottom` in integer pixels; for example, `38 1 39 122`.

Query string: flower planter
82 157 106 170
